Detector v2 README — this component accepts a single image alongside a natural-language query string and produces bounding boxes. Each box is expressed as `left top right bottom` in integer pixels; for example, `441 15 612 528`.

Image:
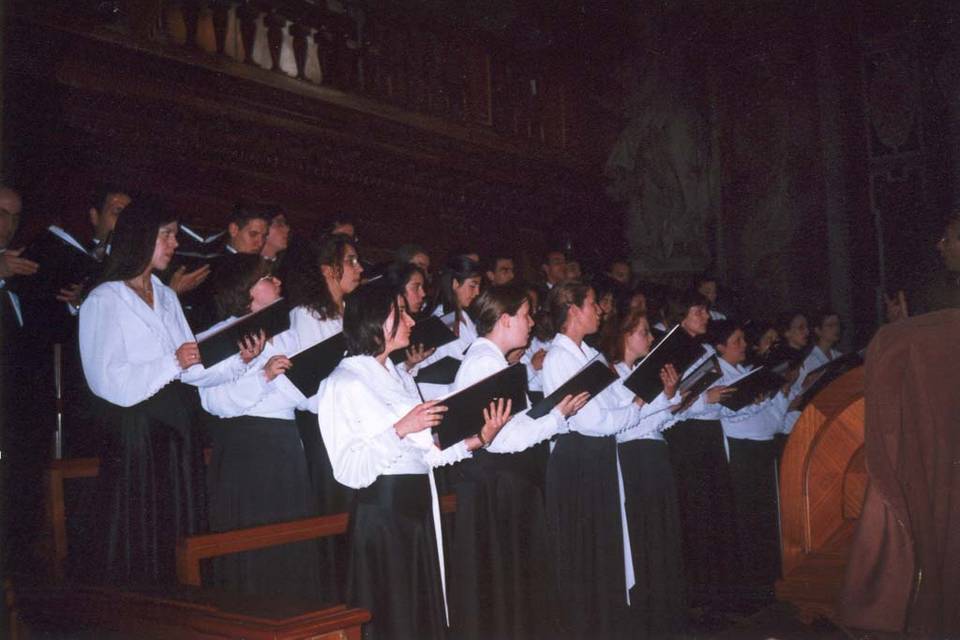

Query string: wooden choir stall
776 365 866 622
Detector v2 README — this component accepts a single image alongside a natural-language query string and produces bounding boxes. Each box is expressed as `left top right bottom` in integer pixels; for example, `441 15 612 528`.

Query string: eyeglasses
343 255 361 267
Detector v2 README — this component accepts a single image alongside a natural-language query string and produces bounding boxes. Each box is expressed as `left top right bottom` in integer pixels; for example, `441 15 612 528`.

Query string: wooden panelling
777 366 866 622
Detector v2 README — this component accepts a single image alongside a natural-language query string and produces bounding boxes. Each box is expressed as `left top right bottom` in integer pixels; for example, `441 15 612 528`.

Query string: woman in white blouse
414 255 482 400
659 289 740 612
316 282 510 640
599 308 687 636
79 200 260 584
709 319 796 602
198 253 322 599
447 284 588 640
540 282 646 639
281 234 363 510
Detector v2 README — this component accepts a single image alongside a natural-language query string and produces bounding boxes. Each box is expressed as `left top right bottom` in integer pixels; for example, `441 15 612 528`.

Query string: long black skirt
726 437 781 592
348 474 446 640
663 419 739 609
86 382 203 585
296 409 352 599
448 446 555 640
546 432 630 639
618 439 687 636
206 415 323 600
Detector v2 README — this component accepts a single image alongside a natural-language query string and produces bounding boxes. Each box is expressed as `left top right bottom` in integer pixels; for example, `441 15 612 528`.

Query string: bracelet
476 430 489 448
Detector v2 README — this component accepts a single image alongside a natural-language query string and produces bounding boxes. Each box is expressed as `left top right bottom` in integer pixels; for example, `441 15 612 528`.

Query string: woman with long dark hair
599 308 687 636
316 282 511 640
447 284 588 640
78 198 259 584
197 253 322 599
281 232 364 599
410 255 483 399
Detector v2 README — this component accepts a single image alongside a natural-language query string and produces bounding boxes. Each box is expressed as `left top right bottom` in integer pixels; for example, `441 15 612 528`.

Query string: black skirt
663 419 739 608
86 381 204 585
348 473 446 640
618 439 687 636
546 432 630 639
206 415 323 600
726 437 781 591
448 446 556 640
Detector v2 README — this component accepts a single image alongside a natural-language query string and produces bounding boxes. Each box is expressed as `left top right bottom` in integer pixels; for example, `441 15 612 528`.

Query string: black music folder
433 363 529 450
414 356 462 385
528 358 617 419
671 355 723 414
389 315 459 364
197 298 290 367
623 325 705 403
284 332 347 397
719 366 786 412
792 350 865 412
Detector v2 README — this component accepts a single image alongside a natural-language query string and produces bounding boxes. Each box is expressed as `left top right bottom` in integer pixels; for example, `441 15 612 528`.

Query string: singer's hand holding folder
622 325 705 402
433 363 528 449
197 298 290 367
527 358 617 419
718 366 786 412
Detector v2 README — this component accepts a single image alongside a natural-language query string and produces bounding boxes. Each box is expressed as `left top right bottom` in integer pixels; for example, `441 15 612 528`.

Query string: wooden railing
23 0 575 151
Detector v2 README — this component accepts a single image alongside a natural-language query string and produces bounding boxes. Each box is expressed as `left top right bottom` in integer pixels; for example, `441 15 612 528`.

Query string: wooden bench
177 493 458 586
8 580 369 639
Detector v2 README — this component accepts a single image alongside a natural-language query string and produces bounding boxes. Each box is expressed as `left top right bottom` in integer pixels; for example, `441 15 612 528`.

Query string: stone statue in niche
604 26 716 275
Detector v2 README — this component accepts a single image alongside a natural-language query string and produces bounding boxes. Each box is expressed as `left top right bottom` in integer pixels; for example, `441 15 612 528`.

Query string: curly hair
281 233 355 320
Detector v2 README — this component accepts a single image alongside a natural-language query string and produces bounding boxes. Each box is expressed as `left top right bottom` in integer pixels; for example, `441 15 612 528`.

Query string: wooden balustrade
141 0 567 146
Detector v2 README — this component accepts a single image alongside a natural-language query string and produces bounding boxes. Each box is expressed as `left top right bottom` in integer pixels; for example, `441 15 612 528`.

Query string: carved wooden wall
4 1 612 269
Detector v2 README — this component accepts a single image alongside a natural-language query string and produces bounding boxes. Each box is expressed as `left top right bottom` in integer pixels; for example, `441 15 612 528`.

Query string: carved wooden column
315 8 339 87
264 10 286 73
236 1 260 65
209 0 230 56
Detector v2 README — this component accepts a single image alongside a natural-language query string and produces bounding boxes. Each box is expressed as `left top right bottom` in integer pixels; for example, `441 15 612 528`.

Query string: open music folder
197 298 290 367
433 363 529 450
527 357 618 419
622 325 705 403
283 332 347 397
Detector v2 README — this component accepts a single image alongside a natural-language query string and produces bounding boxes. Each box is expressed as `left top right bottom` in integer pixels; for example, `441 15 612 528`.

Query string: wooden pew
177 493 458 586
44 457 99 579
776 366 866 621
38 457 458 637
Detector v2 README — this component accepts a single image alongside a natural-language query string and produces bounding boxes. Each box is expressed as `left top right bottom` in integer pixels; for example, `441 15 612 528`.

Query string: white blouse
453 337 566 453
413 310 478 400
316 354 471 489
541 333 642 437
520 336 552 393
609 362 679 443
781 345 842 434
287 306 343 411
290 306 343 349
316 353 471 622
79 276 247 407
198 324 305 421
714 357 792 441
